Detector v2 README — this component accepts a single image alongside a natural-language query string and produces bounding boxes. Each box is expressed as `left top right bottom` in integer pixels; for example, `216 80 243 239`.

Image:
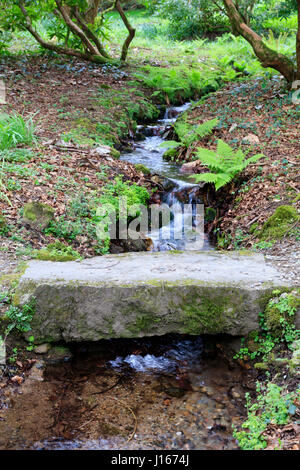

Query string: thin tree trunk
116 0 136 61
55 1 99 55
84 0 101 24
73 7 111 59
223 0 296 83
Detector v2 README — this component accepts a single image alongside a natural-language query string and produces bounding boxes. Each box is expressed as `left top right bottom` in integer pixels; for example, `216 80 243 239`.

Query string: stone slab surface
15 251 293 343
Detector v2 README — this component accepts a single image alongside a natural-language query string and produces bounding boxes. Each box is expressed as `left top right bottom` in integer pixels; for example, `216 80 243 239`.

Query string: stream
120 103 213 252
0 104 251 451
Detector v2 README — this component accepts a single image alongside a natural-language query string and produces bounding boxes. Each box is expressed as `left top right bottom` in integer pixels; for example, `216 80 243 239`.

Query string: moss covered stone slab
14 251 293 343
22 202 54 231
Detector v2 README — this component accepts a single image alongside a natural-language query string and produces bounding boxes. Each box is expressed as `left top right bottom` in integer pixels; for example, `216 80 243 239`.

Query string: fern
160 118 219 151
176 118 219 146
191 139 264 191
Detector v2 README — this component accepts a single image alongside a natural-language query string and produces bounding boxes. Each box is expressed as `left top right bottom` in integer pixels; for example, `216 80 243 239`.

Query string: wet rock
122 230 153 252
164 387 186 398
180 161 201 174
34 343 51 355
45 346 73 364
22 202 54 231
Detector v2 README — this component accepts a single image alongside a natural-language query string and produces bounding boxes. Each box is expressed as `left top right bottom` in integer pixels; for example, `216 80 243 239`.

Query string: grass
0 113 36 151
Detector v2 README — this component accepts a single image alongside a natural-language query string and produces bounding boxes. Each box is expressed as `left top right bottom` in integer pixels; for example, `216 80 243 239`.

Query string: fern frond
159 141 181 149
195 147 224 171
216 139 235 158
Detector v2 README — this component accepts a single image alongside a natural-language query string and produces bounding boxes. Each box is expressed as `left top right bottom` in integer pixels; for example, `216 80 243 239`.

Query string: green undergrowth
234 382 300 450
234 290 300 364
33 241 82 262
62 85 159 148
44 177 150 255
134 65 222 104
234 290 300 450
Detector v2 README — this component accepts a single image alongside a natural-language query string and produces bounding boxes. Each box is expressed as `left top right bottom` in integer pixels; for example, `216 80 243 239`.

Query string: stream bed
120 103 213 252
0 335 253 450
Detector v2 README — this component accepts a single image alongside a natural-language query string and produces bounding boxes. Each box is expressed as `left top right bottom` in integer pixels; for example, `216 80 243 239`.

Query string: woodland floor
0 55 299 451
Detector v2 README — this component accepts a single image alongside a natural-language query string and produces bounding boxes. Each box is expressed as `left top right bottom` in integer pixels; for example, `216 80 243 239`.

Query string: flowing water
120 103 213 252
0 104 249 450
0 335 252 450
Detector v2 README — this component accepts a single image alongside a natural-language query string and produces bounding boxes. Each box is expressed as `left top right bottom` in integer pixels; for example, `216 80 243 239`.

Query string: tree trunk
18 0 114 64
116 0 136 61
84 0 101 25
222 0 296 84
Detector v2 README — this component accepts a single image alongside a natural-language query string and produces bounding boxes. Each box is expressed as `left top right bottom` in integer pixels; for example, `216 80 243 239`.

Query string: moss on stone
163 147 179 161
33 242 81 262
23 202 54 230
258 205 299 241
179 287 242 335
134 164 151 175
254 362 269 370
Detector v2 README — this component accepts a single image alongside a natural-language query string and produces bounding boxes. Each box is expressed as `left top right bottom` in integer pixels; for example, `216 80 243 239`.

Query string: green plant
33 241 82 262
234 383 300 450
4 298 36 336
234 291 300 362
191 140 264 190
161 118 219 151
0 113 36 150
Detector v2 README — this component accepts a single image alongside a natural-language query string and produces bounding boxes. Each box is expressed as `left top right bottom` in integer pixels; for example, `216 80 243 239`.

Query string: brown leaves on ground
180 77 300 250
264 423 300 451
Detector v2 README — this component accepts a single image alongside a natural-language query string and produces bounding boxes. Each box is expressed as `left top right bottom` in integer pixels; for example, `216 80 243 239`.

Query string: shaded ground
175 77 299 254
0 56 160 258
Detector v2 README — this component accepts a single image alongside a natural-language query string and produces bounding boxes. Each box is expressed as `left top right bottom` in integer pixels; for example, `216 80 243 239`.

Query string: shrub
156 0 229 40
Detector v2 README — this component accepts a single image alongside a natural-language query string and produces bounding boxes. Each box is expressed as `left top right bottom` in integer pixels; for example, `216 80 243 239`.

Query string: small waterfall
120 102 213 252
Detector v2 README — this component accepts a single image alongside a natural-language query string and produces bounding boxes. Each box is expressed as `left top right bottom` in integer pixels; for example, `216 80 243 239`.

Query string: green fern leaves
191 139 264 191
176 118 219 146
160 118 219 151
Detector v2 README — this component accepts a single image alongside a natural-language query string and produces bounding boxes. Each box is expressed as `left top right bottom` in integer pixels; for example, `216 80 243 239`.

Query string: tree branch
73 6 110 58
222 0 296 83
55 0 99 55
115 0 136 61
18 0 111 64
